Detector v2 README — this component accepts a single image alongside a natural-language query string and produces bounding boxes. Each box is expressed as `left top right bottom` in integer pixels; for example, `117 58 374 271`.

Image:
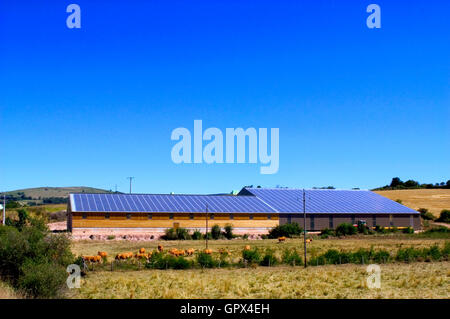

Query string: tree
446 180 450 187
404 180 419 188
390 177 403 188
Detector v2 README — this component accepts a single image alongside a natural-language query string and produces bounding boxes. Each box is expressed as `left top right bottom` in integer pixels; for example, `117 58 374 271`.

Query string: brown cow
158 245 164 252
139 248 146 254
244 245 251 251
278 236 286 242
186 249 195 256
204 249 213 255
98 251 108 258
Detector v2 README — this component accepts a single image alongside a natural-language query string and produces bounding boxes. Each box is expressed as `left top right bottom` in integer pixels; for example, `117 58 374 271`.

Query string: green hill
3 187 116 205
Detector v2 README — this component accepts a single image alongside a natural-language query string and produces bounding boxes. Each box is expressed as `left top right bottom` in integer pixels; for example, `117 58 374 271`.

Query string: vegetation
335 223 358 236
418 208 435 221
268 222 303 238
374 177 450 190
0 210 74 298
436 210 450 223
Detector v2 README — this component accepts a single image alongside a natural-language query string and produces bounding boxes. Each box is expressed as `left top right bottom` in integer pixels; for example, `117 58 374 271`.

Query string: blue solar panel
239 188 418 214
70 193 276 213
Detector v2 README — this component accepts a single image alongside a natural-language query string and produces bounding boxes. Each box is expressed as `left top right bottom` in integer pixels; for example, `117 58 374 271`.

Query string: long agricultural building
67 187 420 236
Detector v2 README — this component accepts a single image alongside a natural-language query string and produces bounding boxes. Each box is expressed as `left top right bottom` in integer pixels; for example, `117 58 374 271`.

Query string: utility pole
205 204 209 250
114 184 117 193
126 177 134 194
303 189 307 268
2 194 5 225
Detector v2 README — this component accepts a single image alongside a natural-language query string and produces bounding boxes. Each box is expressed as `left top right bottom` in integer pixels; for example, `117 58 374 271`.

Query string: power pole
205 204 209 250
127 177 134 194
303 189 307 268
114 184 117 193
2 194 5 225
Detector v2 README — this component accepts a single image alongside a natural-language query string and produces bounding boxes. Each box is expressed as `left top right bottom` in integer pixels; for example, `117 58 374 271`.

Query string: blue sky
0 0 449 194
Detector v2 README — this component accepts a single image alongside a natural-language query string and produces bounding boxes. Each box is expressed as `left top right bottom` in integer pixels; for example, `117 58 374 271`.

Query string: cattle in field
83 255 102 263
244 245 251 251
158 245 164 252
98 251 108 258
139 248 146 254
306 239 313 243
278 236 286 242
186 249 195 256
204 249 213 255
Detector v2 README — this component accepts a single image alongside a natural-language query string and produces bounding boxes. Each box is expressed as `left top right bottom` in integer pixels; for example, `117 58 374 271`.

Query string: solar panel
240 188 418 214
71 193 276 213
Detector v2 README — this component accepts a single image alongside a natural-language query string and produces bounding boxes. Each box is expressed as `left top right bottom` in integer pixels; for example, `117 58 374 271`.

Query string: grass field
70 262 449 299
70 236 449 299
0 281 21 299
375 189 450 217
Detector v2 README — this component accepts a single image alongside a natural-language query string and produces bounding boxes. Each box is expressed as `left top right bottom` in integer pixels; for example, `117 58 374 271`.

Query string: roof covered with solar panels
69 187 418 214
238 188 418 214
69 193 276 213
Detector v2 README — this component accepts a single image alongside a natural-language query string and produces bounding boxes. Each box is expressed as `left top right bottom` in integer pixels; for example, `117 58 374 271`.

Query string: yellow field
0 281 21 299
69 262 450 299
375 189 450 217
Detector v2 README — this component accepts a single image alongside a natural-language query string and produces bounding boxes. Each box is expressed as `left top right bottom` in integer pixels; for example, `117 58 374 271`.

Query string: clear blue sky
0 0 449 194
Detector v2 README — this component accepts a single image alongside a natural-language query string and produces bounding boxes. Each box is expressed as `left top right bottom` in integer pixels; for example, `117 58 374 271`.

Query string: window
329 215 333 228
210 213 214 220
372 215 376 228
148 213 152 220
310 215 315 230
389 214 393 226
267 214 271 220
126 213 131 220
189 213 194 220
351 215 356 225
169 213 174 220
230 213 234 220
82 213 87 219
287 214 291 224
249 214 253 220
105 213 110 219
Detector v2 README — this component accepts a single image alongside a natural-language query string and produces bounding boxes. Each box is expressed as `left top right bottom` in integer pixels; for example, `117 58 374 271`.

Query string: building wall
70 212 279 229
279 213 421 230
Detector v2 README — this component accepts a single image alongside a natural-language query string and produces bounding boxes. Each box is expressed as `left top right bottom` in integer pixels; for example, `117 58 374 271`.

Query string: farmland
69 236 450 299
375 189 450 217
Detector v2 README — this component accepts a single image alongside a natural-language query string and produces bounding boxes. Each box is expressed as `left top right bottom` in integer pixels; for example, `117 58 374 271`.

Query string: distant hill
3 187 116 205
375 189 450 217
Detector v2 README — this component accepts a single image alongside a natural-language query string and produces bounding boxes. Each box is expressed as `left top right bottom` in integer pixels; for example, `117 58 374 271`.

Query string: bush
436 210 450 223
320 228 334 239
268 223 303 238
281 249 303 266
18 261 67 298
192 230 202 240
224 224 233 240
335 223 357 236
372 250 391 263
107 235 115 240
396 247 421 262
402 227 414 234
418 208 435 221
242 248 261 264
0 214 74 298
196 252 216 268
172 257 192 269
211 225 222 240
260 249 279 266
162 227 191 240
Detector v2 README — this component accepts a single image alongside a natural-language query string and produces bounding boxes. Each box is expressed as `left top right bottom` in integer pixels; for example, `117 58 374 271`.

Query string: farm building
67 187 420 237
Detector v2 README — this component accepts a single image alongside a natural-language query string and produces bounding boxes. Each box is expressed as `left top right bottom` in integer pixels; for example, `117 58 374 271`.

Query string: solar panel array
240 188 418 214
71 193 276 213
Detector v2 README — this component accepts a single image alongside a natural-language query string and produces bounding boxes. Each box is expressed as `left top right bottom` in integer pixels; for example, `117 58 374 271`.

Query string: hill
3 186 116 205
375 189 450 217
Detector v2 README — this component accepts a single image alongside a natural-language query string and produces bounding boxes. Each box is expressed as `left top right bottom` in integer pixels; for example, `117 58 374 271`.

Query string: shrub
192 230 202 240
260 249 279 266
323 249 341 264
107 235 115 240
196 252 216 268
350 248 372 264
18 261 66 298
242 248 261 264
418 208 435 221
242 234 249 240
372 250 391 263
436 210 450 223
211 225 222 240
402 227 414 234
335 223 357 236
320 228 334 239
281 249 303 266
268 222 303 238
162 227 191 240
396 247 421 262
223 224 233 240
172 257 192 269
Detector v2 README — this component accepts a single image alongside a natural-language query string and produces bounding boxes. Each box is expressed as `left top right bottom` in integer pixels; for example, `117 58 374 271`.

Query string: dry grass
375 189 450 217
70 262 450 299
0 281 21 299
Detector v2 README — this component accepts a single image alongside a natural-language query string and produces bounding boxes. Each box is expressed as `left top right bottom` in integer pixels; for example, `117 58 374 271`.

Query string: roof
238 188 418 214
70 188 418 214
69 193 276 213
